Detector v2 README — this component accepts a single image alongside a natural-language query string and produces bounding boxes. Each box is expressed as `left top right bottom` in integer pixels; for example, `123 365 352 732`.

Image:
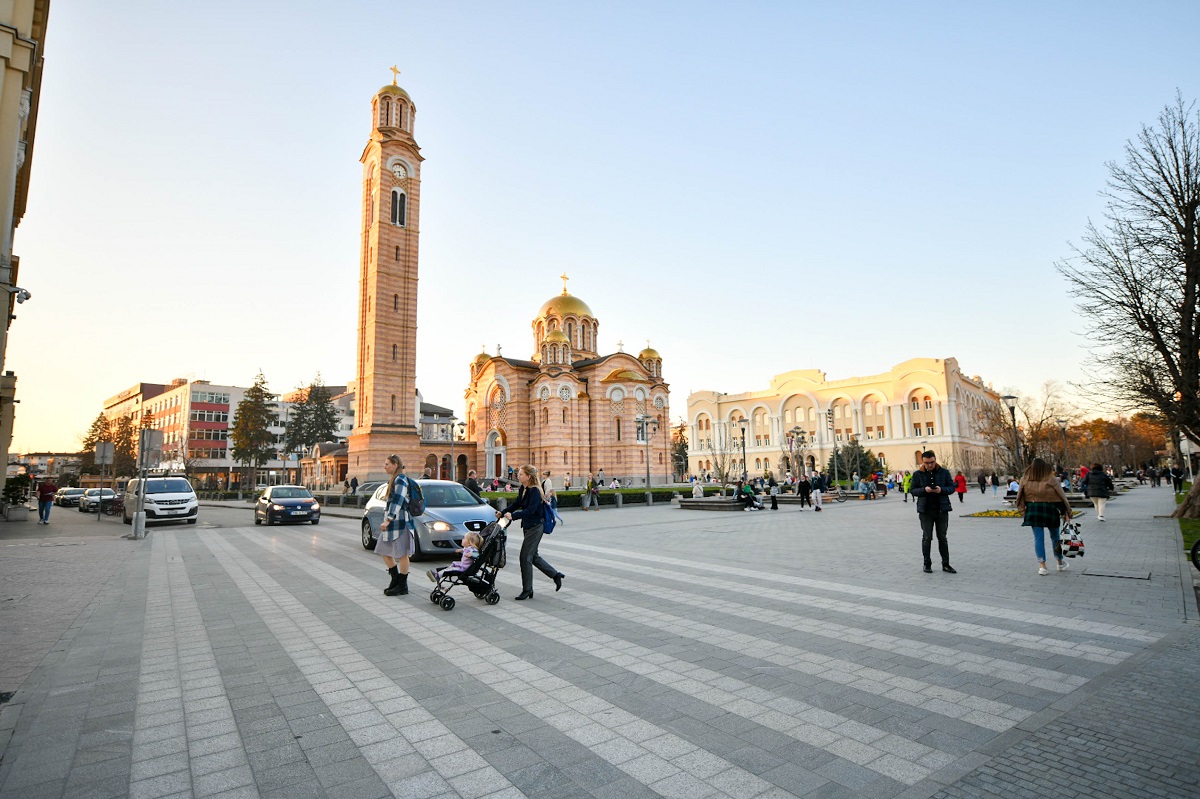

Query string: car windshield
145 479 193 494
271 488 312 500
421 483 485 508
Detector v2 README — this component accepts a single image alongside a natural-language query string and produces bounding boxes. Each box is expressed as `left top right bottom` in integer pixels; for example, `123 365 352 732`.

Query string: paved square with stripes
0 485 1196 798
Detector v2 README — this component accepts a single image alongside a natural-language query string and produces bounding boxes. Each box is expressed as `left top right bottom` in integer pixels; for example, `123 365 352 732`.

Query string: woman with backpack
501 464 565 600
379 455 416 596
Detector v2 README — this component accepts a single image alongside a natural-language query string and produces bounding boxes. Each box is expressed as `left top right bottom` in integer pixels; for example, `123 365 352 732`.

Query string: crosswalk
145 525 1163 799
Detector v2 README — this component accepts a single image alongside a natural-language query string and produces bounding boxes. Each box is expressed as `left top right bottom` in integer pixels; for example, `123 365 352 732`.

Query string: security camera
13 288 29 304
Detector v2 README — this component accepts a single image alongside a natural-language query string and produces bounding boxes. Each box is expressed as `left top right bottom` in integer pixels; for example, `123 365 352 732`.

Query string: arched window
542 408 549 424
380 98 392 127
395 246 399 261
393 294 399 311
562 409 567 423
391 189 406 226
911 397 920 410
390 394 396 412
396 103 406 129
616 419 622 441
924 396 932 409
392 344 397 361
566 321 574 345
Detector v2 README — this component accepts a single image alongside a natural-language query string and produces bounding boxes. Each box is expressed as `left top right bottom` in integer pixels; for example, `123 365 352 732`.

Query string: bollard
644 491 653 505
614 493 623 508
132 511 147 539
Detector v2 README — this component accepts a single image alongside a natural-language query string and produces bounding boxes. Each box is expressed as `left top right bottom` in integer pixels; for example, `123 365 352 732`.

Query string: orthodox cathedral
463 278 671 485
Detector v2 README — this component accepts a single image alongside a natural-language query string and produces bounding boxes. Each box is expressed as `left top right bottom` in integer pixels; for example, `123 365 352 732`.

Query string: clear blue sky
10 0 1200 451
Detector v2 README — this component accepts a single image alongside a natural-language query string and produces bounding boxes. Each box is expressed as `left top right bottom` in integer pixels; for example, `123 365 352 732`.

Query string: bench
678 497 748 511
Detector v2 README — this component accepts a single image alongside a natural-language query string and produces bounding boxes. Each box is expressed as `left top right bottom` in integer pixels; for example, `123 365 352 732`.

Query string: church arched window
392 344 397 361
380 98 392 127
396 103 405 129
393 294 398 311
391 189 406 226
562 409 567 423
390 394 396 412
566 321 574 345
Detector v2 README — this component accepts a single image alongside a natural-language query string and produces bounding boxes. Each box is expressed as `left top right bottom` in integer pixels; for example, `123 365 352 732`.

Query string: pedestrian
501 464 564 600
1016 458 1074 575
977 472 987 494
990 472 999 496
422 466 433 479
812 471 824 512
909 450 957 574
342 479 350 496
1171 465 1185 495
797 474 812 510
902 470 912 503
350 476 359 495
954 471 968 503
541 470 558 510
35 478 57 524
584 472 600 511
378 455 415 596
691 482 703 498
564 472 572 490
507 465 514 481
464 469 482 498
768 475 779 510
1083 462 1114 522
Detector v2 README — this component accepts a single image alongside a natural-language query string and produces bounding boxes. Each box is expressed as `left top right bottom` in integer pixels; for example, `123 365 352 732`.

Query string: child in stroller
426 518 508 611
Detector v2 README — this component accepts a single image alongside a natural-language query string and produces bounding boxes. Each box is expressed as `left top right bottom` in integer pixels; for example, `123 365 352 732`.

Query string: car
361 479 495 559
78 488 117 512
356 481 385 497
255 485 321 525
54 487 87 507
123 477 199 525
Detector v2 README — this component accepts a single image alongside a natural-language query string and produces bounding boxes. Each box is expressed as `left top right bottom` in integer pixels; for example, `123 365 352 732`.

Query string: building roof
538 291 593 319
639 347 662 360
544 330 570 344
377 83 412 102
419 402 455 417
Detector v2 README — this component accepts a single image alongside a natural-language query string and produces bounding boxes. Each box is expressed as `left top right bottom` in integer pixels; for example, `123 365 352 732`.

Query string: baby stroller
428 517 508 611
1060 519 1085 558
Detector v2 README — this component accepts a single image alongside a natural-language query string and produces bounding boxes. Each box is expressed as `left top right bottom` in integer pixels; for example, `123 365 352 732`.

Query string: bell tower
348 68 425 481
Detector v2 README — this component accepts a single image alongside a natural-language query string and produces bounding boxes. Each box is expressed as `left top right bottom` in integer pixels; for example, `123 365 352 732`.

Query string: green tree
79 413 111 474
825 438 881 485
230 372 278 489
671 419 688 480
284 374 340 454
112 416 137 476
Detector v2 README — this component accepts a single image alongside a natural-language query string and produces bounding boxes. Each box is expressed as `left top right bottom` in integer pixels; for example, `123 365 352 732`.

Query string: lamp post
636 414 659 497
827 409 838 488
446 416 458 481
452 421 465 482
738 418 748 481
789 425 805 478
1001 395 1021 470
1057 418 1068 473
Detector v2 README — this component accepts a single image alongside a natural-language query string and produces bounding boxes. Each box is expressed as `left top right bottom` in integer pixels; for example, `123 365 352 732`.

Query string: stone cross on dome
390 65 401 85
617 339 624 352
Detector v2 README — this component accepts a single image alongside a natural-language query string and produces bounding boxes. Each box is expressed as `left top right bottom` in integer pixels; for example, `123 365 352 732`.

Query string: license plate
291 510 307 515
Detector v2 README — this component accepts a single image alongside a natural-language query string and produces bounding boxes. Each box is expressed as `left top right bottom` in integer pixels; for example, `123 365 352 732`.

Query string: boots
383 567 409 596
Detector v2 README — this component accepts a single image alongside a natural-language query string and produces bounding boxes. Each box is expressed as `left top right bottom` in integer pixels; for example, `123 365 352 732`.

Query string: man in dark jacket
909 450 957 574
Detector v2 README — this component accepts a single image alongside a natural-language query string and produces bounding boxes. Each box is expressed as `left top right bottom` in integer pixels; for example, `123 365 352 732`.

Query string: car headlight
144 497 157 505
430 521 452 532
271 504 285 511
310 503 320 511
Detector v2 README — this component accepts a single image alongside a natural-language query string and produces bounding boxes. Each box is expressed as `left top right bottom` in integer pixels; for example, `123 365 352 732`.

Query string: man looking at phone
909 450 957 574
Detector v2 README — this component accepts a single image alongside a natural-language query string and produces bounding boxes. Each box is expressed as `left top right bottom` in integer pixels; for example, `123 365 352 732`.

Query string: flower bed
964 509 1022 518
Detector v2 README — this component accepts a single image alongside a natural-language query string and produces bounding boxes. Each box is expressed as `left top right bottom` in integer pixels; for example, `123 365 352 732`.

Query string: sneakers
1038 566 1048 576
1057 560 1069 572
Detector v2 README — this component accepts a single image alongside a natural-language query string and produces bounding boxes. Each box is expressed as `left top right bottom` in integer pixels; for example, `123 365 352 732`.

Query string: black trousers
519 522 557 592
798 494 812 507
919 511 950 566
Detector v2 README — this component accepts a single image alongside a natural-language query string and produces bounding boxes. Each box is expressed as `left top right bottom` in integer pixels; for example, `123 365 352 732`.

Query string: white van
123 477 199 525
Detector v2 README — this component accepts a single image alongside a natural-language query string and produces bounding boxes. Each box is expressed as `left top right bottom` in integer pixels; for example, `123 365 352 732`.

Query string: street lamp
636 414 659 496
447 416 458 481
737 418 748 481
1001 395 1021 469
789 426 805 478
1057 418 1068 473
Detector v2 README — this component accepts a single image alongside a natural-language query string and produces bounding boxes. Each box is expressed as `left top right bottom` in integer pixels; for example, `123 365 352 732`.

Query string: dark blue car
254 485 321 526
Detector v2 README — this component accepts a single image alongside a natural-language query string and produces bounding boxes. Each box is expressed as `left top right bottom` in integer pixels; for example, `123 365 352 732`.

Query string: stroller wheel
430 590 443 603
486 591 500 605
440 596 456 611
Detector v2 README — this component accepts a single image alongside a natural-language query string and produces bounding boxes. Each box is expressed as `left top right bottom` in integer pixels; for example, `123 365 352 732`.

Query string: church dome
639 346 662 360
539 292 593 319
472 349 491 366
377 83 412 102
544 330 570 344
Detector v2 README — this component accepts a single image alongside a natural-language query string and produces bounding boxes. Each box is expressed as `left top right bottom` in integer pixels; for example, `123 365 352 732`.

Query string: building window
395 246 399 261
390 394 396 412
616 419 622 441
924 397 932 410
913 424 921 436
911 399 919 410
926 423 935 435
562 409 567 423
391 189 406 226
393 294 399 310
392 344 397 361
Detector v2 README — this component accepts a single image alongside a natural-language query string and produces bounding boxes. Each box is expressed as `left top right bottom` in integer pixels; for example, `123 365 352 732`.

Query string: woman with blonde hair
501 464 564 600
378 455 416 595
1016 458 1074 576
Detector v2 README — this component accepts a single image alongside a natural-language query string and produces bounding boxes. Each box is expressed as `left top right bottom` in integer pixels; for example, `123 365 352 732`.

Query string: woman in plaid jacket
1016 458 1075 576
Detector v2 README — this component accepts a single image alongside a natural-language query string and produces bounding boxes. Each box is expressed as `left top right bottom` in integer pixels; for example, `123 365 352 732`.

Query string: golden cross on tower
560 273 570 295
390 65 401 85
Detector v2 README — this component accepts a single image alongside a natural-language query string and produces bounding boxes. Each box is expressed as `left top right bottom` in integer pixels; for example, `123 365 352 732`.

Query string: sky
9 0 1200 453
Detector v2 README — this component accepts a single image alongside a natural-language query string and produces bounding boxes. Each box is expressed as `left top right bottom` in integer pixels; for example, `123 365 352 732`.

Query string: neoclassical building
687 357 1004 479
463 281 670 485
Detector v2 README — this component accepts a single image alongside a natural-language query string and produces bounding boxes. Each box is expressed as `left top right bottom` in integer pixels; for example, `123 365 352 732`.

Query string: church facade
463 283 671 487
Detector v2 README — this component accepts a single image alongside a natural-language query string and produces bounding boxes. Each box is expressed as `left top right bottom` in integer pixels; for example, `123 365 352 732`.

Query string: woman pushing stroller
500 464 565 600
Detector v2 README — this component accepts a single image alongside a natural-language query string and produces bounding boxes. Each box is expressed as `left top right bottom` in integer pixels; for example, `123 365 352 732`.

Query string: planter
5 505 30 522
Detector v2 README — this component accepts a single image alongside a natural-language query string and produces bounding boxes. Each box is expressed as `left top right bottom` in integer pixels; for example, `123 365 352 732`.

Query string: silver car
361 479 495 559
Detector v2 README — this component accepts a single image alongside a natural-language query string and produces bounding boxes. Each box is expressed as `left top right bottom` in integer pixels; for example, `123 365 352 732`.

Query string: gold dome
639 347 662 360
377 84 412 102
544 330 570 344
472 349 491 365
538 292 593 319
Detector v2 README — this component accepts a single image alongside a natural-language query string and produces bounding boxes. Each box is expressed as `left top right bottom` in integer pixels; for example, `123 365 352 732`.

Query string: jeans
518 522 557 592
37 500 51 522
1031 526 1062 563
919 511 950 566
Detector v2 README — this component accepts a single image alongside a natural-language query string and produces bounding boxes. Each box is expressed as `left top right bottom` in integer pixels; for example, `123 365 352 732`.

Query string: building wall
687 357 1004 479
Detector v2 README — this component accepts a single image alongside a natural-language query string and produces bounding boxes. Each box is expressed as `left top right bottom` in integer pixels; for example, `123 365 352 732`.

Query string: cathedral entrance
485 431 506 479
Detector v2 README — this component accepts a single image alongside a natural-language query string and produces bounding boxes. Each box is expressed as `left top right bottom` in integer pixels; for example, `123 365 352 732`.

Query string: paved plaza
0 486 1197 799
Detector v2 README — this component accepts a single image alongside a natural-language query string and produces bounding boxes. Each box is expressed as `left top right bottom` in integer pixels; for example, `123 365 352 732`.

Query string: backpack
542 501 557 534
405 477 426 516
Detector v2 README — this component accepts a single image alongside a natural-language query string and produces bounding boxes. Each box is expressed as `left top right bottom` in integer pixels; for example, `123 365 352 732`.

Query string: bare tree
702 421 739 495
974 383 1076 477
1056 94 1200 515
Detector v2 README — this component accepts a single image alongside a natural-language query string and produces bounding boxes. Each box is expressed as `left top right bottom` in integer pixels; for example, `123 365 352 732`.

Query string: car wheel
310 519 320 526
186 519 197 525
361 519 375 550
254 515 262 525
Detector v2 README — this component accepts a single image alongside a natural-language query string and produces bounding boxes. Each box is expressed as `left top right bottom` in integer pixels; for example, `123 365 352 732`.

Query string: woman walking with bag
378 455 415 596
502 464 564 600
1083 462 1114 521
1016 458 1074 575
